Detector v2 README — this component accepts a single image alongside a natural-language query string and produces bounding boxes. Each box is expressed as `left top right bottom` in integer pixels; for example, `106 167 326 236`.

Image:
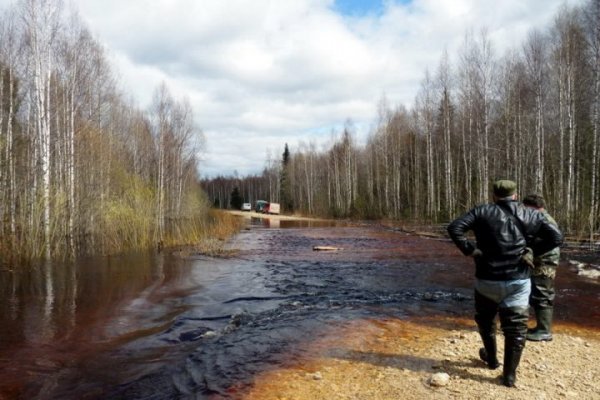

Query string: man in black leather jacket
447 180 563 387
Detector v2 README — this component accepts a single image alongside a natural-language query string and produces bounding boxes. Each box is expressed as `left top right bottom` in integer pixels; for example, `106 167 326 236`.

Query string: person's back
447 198 558 281
522 194 561 342
535 209 560 273
447 180 563 387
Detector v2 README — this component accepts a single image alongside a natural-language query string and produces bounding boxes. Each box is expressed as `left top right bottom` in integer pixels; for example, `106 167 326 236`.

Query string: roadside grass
183 209 244 258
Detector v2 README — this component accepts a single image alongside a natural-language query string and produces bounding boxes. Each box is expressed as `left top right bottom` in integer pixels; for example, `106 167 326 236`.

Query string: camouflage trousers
531 264 556 279
530 271 556 310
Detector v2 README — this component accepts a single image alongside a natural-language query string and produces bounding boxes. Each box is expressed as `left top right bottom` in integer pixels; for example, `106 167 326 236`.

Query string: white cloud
0 0 588 176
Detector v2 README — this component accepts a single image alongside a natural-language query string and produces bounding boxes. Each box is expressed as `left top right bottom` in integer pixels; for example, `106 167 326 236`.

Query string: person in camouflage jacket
522 194 560 342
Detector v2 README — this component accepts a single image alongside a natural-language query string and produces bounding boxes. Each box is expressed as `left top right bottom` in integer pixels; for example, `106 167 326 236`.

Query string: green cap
493 179 517 197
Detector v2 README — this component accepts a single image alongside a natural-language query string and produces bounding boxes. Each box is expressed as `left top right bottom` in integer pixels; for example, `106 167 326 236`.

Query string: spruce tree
280 143 293 213
230 187 243 210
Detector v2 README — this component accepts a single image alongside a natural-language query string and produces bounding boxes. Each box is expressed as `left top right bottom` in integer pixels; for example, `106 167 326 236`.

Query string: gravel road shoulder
243 317 600 400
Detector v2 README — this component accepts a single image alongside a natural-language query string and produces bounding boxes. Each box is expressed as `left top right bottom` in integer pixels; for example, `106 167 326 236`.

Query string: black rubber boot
478 332 500 369
502 335 526 387
527 308 553 341
499 306 528 388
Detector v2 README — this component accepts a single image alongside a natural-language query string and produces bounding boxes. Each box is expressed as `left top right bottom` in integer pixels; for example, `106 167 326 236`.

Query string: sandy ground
226 210 331 221
240 317 599 400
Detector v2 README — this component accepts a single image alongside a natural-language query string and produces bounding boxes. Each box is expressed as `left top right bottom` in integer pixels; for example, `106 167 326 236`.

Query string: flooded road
0 220 598 399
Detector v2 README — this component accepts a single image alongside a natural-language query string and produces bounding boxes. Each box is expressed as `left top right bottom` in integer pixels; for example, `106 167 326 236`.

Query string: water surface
0 219 597 399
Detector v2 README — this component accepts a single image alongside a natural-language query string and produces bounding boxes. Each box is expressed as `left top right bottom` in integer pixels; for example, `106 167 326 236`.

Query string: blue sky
334 0 388 16
0 0 588 177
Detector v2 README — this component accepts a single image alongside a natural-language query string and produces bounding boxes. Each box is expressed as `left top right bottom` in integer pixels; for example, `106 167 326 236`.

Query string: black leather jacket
447 199 563 281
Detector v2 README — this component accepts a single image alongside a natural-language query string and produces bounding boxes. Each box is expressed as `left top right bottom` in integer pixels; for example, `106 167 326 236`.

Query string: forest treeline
203 1 600 239
0 0 212 263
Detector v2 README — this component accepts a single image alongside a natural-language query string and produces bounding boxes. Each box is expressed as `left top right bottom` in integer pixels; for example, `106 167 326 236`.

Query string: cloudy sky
2 0 588 177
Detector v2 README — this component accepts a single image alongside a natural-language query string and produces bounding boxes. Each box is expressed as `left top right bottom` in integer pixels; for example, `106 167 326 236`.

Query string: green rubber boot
527 308 553 342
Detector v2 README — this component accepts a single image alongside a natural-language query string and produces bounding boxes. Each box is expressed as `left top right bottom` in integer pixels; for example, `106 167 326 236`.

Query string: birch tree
584 0 600 240
21 0 62 258
150 84 173 244
0 11 19 242
552 8 586 226
416 70 437 218
436 50 455 217
524 29 549 194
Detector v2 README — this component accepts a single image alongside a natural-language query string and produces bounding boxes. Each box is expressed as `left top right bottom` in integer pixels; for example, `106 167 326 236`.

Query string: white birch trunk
589 4 600 244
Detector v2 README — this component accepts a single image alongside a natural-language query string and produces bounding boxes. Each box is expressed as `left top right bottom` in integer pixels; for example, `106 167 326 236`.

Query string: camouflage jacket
532 210 560 278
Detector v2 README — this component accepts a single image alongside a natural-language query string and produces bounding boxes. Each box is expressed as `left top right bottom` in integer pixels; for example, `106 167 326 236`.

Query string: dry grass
187 209 244 257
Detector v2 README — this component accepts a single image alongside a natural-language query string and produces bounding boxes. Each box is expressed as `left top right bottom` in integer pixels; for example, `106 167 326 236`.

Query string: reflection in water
0 251 197 398
249 216 344 229
69 257 77 333
43 261 55 341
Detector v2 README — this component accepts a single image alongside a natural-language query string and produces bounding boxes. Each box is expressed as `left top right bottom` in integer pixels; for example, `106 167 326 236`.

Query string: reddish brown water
0 221 598 399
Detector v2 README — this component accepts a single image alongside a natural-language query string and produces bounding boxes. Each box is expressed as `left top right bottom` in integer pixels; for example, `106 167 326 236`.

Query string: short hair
523 194 546 208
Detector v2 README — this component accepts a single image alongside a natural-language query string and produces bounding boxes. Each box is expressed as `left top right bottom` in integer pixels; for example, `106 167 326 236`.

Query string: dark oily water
0 224 598 399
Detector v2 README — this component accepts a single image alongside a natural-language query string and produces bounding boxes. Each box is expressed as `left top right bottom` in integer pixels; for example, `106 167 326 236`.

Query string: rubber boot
474 289 500 369
478 332 500 369
527 308 553 341
499 306 528 388
502 336 526 387
527 310 541 334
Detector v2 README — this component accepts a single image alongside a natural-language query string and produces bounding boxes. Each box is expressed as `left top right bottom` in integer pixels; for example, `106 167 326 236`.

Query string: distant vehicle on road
241 203 252 211
254 200 280 214
265 202 280 215
255 200 268 213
